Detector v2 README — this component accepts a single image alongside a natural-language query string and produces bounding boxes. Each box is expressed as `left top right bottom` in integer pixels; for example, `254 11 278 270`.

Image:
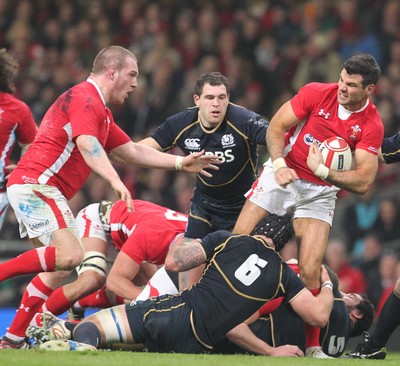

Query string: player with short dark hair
139 71 268 289
140 72 268 240
233 53 384 358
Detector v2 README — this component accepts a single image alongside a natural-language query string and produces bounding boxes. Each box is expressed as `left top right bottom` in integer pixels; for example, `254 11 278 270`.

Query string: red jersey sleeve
290 83 326 121
16 101 37 144
105 122 131 153
355 105 383 155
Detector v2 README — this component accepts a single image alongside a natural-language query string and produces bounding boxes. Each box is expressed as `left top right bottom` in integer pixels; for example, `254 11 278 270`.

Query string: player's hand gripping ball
319 136 352 171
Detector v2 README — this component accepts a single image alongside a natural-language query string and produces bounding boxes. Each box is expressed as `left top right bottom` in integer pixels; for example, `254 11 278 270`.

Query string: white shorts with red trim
75 203 106 241
75 203 118 262
7 184 78 245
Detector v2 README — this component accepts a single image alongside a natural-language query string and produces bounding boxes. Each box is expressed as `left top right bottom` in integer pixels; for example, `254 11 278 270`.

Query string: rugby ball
319 137 352 171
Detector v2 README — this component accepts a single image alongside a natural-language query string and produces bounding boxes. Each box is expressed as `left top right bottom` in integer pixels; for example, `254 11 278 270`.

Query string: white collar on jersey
338 98 369 120
87 78 106 106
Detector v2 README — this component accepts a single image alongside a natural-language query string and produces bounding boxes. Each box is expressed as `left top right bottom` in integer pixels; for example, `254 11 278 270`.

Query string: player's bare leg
293 217 331 358
233 199 268 234
293 218 330 290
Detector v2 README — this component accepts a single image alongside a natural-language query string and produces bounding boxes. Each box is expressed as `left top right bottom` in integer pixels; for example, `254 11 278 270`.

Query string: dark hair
194 72 230 96
351 295 374 337
0 48 18 93
343 54 381 87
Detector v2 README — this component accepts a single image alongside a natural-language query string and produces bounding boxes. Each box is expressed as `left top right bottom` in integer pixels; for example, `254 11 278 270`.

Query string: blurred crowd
1 0 400 312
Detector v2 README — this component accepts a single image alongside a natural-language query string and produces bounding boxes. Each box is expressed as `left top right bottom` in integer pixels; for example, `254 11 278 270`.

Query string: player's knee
75 271 106 295
56 248 84 270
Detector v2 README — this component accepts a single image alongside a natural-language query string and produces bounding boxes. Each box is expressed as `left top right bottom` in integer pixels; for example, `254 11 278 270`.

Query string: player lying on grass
28 214 335 356
130 258 374 357
212 260 374 357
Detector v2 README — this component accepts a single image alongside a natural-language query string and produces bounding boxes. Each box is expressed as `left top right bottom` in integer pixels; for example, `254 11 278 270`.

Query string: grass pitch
0 349 400 366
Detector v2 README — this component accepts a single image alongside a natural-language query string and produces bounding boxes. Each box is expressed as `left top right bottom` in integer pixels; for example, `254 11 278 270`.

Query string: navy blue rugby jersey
180 230 305 349
381 133 400 164
320 291 352 357
150 103 268 200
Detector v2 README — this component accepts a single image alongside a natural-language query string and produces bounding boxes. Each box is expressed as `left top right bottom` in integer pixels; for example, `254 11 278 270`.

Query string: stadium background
1 0 400 351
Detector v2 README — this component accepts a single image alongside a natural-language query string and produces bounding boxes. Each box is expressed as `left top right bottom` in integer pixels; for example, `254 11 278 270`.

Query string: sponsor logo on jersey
350 124 362 140
221 134 236 148
205 149 234 163
184 138 201 151
304 133 320 146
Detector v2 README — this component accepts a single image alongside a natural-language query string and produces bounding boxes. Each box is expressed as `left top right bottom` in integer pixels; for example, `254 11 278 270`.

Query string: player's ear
365 84 375 96
193 94 200 106
350 308 363 320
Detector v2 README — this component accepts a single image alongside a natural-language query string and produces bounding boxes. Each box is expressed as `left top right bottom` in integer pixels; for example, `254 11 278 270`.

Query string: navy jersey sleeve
381 133 400 164
227 105 268 145
150 108 198 151
199 230 233 261
280 263 305 301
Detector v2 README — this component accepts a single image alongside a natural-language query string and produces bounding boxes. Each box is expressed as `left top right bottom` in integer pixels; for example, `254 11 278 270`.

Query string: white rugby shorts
76 203 106 241
75 203 119 262
246 159 340 226
7 184 79 245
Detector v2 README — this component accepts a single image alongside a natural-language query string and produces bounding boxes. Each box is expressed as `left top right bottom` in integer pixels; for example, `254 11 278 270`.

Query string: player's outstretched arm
109 141 220 177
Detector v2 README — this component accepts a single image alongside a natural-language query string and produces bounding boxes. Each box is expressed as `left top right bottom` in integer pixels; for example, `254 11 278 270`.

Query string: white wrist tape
321 281 334 291
272 157 287 171
314 164 329 179
175 156 183 171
